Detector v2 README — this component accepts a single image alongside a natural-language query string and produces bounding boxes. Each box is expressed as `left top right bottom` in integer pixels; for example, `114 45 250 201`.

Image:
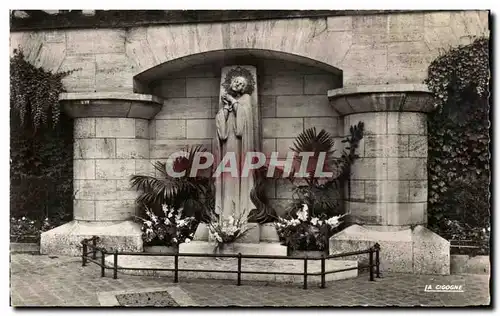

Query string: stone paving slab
10 253 491 307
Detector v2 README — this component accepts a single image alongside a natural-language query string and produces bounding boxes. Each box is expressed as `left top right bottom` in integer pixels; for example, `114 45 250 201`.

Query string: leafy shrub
10 49 73 228
424 37 490 249
10 217 58 243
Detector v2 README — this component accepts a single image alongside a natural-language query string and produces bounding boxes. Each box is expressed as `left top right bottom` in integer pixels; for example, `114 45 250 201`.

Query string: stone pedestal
40 92 163 256
328 84 450 274
180 222 286 256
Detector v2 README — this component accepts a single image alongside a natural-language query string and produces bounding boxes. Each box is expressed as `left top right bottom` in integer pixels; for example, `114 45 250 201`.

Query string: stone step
104 254 358 286
40 220 143 256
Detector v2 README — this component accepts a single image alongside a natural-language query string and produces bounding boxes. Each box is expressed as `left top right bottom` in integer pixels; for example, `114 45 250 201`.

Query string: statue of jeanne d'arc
214 66 259 220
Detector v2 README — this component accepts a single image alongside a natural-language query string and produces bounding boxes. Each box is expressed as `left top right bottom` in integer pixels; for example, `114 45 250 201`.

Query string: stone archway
40 48 344 256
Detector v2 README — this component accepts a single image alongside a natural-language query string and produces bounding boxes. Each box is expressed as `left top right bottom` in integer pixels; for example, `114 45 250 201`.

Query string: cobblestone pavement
10 253 491 307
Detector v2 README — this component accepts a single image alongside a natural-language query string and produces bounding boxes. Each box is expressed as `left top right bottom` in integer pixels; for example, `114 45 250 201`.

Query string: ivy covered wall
425 38 490 248
10 50 73 233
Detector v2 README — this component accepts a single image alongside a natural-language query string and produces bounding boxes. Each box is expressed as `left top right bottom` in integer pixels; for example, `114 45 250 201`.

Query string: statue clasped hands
222 93 238 119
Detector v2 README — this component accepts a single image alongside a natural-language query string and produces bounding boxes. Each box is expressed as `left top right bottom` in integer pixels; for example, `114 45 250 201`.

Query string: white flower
487 226 490 232
164 218 172 226
162 204 169 214
185 238 191 243
297 209 308 221
21 217 26 221
310 217 318 226
482 228 486 233
318 220 323 226
173 238 178 243
326 216 341 227
295 204 309 221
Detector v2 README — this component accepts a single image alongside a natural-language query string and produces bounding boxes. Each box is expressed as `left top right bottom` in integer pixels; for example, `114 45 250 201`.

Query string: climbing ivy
10 49 73 227
10 49 73 129
424 37 490 246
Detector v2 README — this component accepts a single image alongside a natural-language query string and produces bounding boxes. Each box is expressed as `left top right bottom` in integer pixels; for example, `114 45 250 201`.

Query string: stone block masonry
340 101 429 228
329 84 450 274
10 11 488 90
74 117 149 221
41 93 163 256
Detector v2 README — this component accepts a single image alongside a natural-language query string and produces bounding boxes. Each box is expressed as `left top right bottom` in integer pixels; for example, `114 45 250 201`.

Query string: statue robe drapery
215 75 258 220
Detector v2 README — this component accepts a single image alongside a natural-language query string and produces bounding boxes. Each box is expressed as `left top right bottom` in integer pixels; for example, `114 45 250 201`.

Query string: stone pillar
41 92 162 256
328 84 450 274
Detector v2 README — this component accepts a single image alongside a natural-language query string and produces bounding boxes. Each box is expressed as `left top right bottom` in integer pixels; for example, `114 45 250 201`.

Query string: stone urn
143 245 179 254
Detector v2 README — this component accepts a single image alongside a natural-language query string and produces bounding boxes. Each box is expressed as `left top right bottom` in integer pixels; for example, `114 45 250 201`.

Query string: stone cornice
328 84 435 115
10 10 441 31
60 92 163 119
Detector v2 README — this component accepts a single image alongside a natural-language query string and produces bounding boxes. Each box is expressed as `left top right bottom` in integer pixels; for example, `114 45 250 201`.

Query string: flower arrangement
136 204 198 248
207 204 250 253
275 204 344 252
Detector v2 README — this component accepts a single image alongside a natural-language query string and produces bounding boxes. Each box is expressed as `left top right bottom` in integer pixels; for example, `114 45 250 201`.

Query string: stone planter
290 249 327 258
143 245 178 254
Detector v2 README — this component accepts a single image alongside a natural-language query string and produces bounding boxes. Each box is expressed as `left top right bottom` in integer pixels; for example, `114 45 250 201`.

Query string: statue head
222 66 255 96
230 76 248 94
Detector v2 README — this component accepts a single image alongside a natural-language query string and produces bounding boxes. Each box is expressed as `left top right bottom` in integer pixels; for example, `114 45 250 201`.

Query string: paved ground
10 253 491 307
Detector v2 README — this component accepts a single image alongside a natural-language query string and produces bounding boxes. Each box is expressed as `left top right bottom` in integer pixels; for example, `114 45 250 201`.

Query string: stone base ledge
179 241 287 256
40 220 143 256
329 224 450 275
193 222 280 243
104 254 358 285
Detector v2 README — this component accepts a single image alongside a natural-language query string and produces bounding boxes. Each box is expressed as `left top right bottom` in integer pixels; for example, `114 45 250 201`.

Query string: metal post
82 239 87 267
101 249 106 277
369 247 374 281
174 254 179 283
303 255 308 290
92 236 97 260
237 253 242 286
113 250 118 280
320 254 326 289
375 243 380 278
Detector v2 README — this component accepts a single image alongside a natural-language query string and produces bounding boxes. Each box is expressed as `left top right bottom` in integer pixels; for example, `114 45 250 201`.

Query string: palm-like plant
289 128 337 187
130 146 214 222
286 124 364 218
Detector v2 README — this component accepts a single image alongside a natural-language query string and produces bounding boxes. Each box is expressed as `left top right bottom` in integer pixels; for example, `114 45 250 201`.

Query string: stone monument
179 65 286 255
214 66 258 220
